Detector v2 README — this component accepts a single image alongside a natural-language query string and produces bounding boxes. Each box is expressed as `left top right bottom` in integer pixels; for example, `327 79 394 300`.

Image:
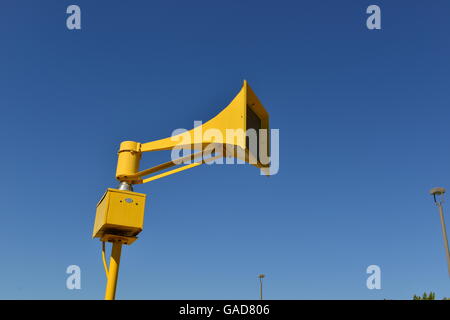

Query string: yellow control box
93 188 146 240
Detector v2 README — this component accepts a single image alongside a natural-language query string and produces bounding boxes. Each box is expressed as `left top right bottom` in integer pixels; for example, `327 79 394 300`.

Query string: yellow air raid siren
115 80 271 185
94 80 270 244
93 80 271 299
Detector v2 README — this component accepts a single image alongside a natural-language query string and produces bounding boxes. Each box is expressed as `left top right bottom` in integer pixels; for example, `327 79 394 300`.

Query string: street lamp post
430 187 450 277
258 274 265 300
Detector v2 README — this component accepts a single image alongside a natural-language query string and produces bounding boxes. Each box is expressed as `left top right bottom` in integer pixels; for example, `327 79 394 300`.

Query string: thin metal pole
104 241 123 300
260 277 263 300
436 203 450 277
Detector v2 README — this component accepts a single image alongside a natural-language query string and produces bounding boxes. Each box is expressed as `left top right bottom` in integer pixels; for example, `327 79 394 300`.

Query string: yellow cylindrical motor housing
115 141 142 182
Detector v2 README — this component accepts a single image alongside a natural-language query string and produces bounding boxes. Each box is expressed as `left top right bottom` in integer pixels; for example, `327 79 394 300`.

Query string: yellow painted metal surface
115 141 142 184
115 80 270 183
93 188 146 239
140 81 250 152
104 241 122 300
95 81 271 300
141 153 223 184
101 234 137 245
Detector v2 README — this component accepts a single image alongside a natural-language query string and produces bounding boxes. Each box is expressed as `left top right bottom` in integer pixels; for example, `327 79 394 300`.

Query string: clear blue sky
1 0 449 299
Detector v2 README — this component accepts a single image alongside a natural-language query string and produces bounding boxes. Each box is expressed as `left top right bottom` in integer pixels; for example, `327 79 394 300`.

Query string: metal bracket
100 234 137 245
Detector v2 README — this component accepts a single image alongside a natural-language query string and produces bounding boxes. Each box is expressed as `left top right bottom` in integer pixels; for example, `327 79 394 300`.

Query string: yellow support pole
104 241 123 300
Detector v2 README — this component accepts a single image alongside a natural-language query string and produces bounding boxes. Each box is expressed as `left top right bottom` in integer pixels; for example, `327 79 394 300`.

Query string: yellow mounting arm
116 143 222 184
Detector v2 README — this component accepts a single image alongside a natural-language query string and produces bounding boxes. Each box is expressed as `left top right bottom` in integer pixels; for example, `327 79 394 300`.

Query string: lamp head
430 187 446 196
